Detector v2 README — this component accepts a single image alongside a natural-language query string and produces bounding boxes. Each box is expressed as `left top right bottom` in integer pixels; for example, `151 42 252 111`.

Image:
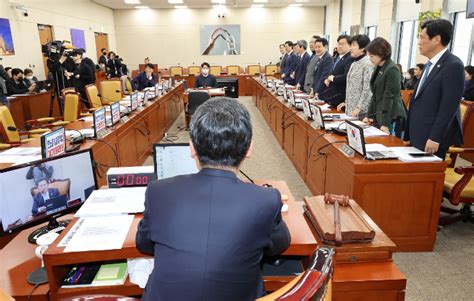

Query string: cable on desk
91 138 119 179
317 141 346 156
28 283 41 301
307 132 331 159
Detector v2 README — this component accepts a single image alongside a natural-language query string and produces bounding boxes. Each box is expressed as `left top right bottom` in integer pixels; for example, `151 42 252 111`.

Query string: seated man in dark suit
312 38 334 95
132 63 156 91
194 62 218 88
6 68 36 95
323 35 355 107
136 97 291 301
31 178 60 215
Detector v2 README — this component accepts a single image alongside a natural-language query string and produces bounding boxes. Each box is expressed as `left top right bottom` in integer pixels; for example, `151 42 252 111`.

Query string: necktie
417 61 432 92
333 56 340 69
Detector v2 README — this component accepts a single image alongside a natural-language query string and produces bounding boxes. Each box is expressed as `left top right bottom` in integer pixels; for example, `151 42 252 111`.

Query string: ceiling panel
92 0 330 9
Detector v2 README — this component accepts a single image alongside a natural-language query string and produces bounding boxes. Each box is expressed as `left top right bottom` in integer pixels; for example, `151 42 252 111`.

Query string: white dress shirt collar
426 47 448 76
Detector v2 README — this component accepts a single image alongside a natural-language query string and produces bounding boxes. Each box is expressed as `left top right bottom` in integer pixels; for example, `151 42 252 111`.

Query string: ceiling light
289 4 302 7
174 5 188 9
253 0 268 3
295 0 309 2
168 0 183 3
135 5 149 9
124 0 141 4
211 0 226 3
251 4 264 8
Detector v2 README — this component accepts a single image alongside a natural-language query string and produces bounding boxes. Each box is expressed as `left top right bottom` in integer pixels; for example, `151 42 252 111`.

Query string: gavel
324 193 350 245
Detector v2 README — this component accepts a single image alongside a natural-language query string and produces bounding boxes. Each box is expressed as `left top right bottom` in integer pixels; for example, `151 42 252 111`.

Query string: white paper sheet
74 187 147 217
0 147 41 156
0 155 41 165
318 104 332 111
128 258 154 289
386 147 443 162
63 215 134 253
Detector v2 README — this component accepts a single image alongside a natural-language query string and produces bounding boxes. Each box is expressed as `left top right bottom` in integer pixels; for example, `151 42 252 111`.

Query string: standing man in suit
323 35 355 107
406 19 464 158
281 41 298 85
293 40 310 90
136 97 291 301
303 35 321 93
279 43 289 74
98 48 108 70
31 178 60 215
277 44 286 68
312 38 334 95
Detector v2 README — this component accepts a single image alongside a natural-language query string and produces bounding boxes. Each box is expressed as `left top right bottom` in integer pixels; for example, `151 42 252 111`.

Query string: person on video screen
26 163 54 184
31 178 60 215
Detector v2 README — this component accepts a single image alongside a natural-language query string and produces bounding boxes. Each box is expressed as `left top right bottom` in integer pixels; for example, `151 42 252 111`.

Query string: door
37 24 54 78
95 32 109 61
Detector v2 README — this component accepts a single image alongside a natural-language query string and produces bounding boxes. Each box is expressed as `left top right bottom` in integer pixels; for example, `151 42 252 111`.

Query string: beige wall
0 0 116 80
113 6 325 71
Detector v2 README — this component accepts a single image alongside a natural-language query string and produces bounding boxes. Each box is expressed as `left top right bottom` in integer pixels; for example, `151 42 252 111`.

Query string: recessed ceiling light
295 0 309 2
289 4 303 7
251 4 264 8
168 0 183 3
174 5 188 9
135 5 149 9
211 0 226 3
125 0 141 4
253 0 268 3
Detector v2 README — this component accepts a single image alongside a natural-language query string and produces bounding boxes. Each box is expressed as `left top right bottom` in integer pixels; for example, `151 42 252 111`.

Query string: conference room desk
7 91 61 130
253 78 446 252
163 74 252 96
0 84 184 188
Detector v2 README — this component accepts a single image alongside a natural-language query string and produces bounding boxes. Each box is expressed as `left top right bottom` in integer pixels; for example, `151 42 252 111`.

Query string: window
451 11 474 65
397 20 418 72
366 26 377 41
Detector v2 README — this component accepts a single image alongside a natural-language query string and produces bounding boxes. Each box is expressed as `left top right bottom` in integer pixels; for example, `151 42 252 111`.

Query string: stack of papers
0 147 42 165
386 147 443 162
63 215 134 253
75 187 146 217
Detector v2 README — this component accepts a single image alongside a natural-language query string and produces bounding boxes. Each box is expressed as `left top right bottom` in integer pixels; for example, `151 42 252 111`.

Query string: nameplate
340 144 355 158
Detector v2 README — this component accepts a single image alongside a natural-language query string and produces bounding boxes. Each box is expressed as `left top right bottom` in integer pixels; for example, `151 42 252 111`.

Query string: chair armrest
28 128 51 134
51 121 70 126
447 147 474 154
0 143 12 150
26 117 62 127
450 166 474 205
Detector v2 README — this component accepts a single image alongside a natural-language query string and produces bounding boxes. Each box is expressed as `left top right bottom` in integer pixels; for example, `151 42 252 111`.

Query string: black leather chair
187 91 211 115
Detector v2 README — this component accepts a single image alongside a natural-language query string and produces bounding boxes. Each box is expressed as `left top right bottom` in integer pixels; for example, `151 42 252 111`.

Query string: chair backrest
400 89 414 108
61 87 76 97
125 77 134 94
0 106 20 143
85 84 103 109
248 65 261 75
460 100 474 162
170 66 183 77
265 65 278 76
100 79 123 105
31 179 71 198
131 69 140 79
63 92 80 122
210 66 222 76
257 247 335 301
227 65 240 75
188 91 211 115
188 66 201 76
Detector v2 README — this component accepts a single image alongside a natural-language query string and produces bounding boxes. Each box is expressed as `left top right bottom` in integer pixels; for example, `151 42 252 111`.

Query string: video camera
42 40 77 61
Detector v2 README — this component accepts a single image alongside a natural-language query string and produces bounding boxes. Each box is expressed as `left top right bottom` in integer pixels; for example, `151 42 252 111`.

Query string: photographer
72 52 95 108
106 51 122 78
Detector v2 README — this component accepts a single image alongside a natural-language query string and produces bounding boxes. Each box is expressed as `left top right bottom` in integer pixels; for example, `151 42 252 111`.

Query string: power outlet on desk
340 144 354 158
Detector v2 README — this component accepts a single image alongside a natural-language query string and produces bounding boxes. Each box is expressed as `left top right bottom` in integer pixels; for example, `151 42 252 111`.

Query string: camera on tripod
42 40 76 61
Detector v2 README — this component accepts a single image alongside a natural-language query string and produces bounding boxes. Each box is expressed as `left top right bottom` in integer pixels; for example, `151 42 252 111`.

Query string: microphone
67 129 85 144
7 126 17 132
331 110 389 136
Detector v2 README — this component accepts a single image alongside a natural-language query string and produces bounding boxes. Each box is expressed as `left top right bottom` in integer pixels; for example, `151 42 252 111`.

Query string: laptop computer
345 120 398 160
153 143 199 180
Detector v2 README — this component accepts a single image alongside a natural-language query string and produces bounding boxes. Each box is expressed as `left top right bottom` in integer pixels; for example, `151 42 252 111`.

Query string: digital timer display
108 172 156 188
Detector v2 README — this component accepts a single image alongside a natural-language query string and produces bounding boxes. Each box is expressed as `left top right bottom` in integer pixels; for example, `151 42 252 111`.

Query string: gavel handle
334 200 342 245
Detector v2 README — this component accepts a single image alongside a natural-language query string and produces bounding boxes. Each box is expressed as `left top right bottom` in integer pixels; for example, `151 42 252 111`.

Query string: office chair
85 84 103 111
400 89 414 108
100 79 123 105
186 91 211 116
247 65 261 75
26 92 81 128
227 65 240 75
210 66 222 76
170 66 183 77
265 64 278 76
188 66 201 76
0 106 50 145
257 247 334 301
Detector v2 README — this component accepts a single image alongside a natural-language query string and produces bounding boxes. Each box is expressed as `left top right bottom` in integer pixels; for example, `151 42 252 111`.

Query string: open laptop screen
153 143 199 180
346 120 366 156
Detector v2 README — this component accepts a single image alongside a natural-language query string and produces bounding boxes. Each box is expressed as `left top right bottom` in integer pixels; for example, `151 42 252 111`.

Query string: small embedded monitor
283 86 288 102
40 127 66 159
143 91 149 105
0 150 97 235
110 102 121 126
345 120 366 156
312 104 325 129
153 143 199 180
302 99 313 120
130 91 139 111
288 90 295 106
93 107 107 138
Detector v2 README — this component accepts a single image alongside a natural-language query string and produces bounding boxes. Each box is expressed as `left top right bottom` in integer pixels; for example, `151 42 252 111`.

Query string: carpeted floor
144 96 474 301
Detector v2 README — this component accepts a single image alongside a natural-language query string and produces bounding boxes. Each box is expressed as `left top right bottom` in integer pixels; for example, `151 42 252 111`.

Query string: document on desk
0 155 41 165
0 147 41 156
75 187 146 217
386 147 443 162
63 215 134 253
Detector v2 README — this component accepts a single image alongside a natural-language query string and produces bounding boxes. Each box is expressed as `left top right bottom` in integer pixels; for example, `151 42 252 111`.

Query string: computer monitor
40 127 66 159
153 143 199 180
0 150 97 238
130 92 139 111
93 107 107 138
346 120 366 156
467 0 474 18
302 99 313 120
163 80 169 92
312 104 324 129
110 102 121 126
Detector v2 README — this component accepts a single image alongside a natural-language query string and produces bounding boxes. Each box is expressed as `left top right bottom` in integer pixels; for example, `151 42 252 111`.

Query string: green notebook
91 262 128 287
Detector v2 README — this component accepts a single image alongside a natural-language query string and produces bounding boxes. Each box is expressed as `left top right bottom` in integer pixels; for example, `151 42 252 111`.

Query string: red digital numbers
115 174 149 186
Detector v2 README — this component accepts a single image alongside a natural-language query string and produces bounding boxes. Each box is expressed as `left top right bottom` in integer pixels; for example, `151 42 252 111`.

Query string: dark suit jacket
136 168 291 301
324 52 354 106
406 51 464 157
283 52 298 84
464 82 474 101
6 78 28 95
32 188 60 215
107 59 122 78
98 55 107 66
368 59 406 128
280 53 289 73
312 51 334 94
194 74 218 88
294 52 311 87
133 72 157 91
